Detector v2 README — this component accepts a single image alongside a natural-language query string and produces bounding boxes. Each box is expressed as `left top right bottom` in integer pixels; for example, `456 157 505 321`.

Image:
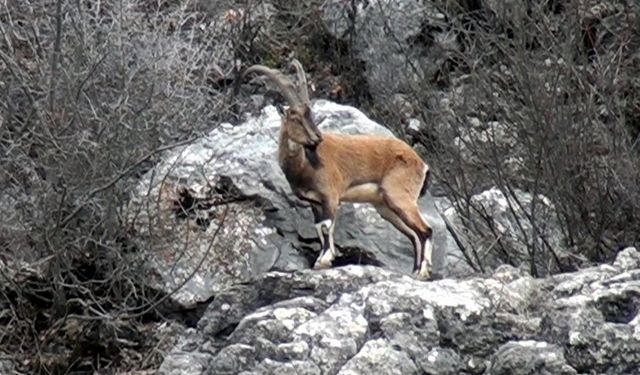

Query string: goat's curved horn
243 65 301 106
289 59 310 104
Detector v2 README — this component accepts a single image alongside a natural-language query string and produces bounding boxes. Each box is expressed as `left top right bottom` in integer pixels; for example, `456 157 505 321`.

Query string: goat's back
317 132 426 185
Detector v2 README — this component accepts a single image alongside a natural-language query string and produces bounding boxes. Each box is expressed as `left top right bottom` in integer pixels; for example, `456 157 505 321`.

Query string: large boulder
126 100 465 307
157 247 640 374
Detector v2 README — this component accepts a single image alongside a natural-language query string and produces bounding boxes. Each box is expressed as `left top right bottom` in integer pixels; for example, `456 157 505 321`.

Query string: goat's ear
275 103 285 117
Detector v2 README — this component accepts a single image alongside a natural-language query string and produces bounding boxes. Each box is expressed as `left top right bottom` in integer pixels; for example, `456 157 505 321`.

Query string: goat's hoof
313 259 332 270
413 267 432 281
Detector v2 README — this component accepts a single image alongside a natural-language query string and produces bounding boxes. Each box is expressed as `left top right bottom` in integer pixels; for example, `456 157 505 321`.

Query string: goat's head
244 60 322 147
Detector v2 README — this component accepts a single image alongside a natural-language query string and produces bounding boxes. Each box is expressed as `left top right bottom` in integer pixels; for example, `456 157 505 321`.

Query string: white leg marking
314 219 334 269
328 220 337 258
410 230 423 274
423 237 433 266
315 220 332 234
417 238 433 280
315 222 326 249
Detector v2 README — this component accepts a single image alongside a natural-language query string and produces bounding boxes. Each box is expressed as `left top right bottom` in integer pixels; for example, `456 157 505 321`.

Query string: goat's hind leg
375 204 422 274
380 187 434 280
403 204 433 281
311 200 338 269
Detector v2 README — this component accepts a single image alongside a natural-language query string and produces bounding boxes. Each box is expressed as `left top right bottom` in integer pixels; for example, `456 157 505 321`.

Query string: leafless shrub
0 0 267 372
411 1 640 275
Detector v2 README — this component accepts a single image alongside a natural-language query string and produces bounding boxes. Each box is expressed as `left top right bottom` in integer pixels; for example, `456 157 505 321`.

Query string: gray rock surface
322 0 452 101
127 100 464 307
488 340 577 375
157 248 640 374
0 355 16 375
613 247 640 271
452 118 523 175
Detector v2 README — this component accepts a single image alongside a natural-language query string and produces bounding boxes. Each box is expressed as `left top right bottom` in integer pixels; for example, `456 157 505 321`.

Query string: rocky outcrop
127 100 465 307
157 247 640 375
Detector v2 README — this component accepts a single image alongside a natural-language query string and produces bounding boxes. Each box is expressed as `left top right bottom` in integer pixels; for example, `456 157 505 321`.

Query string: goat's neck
278 128 305 167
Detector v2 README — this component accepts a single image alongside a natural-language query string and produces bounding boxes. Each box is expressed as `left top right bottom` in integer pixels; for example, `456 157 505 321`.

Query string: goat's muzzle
308 130 323 146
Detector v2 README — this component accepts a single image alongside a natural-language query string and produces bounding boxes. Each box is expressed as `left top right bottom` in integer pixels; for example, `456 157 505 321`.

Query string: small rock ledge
158 247 640 375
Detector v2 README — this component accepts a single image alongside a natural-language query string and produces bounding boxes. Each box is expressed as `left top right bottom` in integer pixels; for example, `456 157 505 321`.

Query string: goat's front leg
311 200 338 269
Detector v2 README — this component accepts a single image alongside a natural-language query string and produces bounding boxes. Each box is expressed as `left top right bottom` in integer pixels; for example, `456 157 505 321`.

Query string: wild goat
243 60 434 280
